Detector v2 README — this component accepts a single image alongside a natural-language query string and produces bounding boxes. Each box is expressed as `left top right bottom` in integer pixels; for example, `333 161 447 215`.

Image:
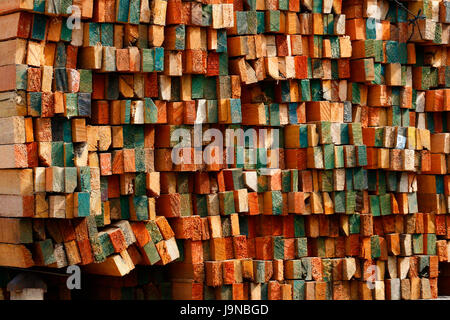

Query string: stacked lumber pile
0 0 449 301
162 0 449 300
0 0 181 284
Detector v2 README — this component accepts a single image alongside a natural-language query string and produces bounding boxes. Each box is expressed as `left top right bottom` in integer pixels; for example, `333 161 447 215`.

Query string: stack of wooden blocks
0 0 182 291
0 0 449 300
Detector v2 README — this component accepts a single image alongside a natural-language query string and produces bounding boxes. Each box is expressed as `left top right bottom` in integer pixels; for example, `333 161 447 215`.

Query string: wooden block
0 243 34 267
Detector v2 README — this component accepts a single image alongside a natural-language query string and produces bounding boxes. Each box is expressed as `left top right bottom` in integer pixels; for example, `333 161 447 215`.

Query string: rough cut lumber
0 0 445 302
0 243 34 268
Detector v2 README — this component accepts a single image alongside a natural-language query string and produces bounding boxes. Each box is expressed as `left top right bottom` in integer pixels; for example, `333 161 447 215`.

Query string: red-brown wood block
232 235 248 259
268 281 281 300
254 236 273 260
